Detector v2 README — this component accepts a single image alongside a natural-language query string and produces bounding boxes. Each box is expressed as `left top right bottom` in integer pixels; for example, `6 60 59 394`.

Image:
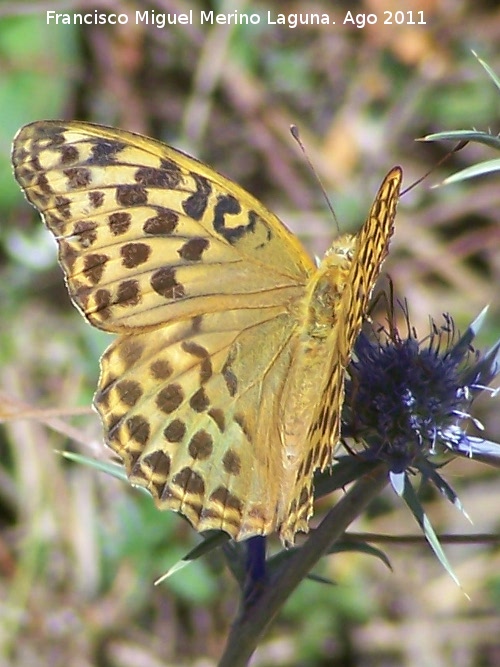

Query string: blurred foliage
0 15 78 210
1 1 500 666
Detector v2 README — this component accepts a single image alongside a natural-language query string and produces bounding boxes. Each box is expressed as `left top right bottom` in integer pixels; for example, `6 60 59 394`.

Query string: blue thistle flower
344 304 500 474
335 302 500 583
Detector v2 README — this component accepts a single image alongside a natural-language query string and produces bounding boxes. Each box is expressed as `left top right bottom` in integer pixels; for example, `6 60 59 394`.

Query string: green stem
218 464 389 667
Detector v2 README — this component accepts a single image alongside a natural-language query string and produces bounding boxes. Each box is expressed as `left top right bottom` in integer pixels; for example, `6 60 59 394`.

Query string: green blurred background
1 1 500 665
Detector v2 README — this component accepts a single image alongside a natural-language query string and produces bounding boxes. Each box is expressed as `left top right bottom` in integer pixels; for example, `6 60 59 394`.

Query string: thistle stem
218 464 389 667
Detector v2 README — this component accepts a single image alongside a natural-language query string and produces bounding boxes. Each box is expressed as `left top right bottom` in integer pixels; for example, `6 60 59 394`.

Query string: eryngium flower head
343 305 500 473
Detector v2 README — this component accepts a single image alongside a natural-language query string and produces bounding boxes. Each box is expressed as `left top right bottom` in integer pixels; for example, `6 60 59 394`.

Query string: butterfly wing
12 120 315 540
12 121 314 331
96 307 298 540
279 167 402 542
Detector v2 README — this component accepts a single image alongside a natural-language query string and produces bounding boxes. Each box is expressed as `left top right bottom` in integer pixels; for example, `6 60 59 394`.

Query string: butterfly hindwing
95 304 300 540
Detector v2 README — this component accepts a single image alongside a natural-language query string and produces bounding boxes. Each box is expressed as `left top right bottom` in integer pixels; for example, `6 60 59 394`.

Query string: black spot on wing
86 139 127 165
213 195 257 244
182 173 212 221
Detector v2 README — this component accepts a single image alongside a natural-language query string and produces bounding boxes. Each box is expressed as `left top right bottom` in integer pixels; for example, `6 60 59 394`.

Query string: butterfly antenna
290 125 341 233
401 140 469 196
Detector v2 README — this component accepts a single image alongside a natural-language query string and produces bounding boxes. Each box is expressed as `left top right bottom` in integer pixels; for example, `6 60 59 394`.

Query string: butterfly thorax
304 233 356 338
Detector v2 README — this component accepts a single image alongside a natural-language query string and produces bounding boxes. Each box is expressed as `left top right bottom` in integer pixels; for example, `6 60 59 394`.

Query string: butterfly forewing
12 121 313 333
12 119 401 543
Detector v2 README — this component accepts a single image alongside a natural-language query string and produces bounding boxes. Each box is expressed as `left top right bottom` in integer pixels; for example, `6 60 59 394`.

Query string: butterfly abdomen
281 242 354 443
277 240 359 538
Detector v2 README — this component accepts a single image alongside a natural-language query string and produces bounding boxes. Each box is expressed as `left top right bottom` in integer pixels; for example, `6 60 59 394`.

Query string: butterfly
12 120 401 543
